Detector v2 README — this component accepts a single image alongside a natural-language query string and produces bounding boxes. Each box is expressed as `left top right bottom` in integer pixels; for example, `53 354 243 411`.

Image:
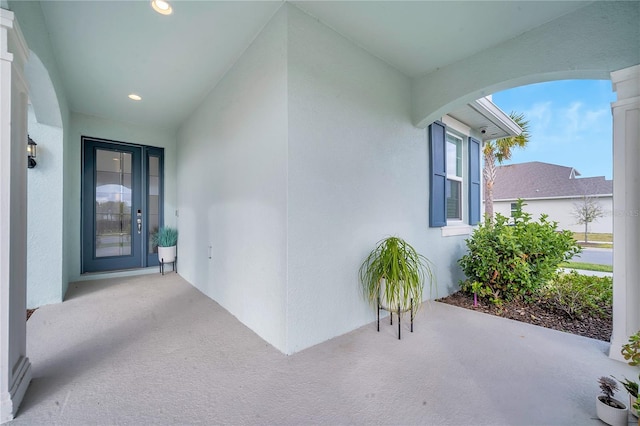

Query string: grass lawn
559 261 613 273
572 232 612 243
571 233 613 248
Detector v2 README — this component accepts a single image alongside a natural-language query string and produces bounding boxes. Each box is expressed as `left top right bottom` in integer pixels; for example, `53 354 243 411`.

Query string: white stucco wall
26 105 64 308
176 5 474 355
285 6 469 353
176 9 289 353
494 197 613 234
67 113 178 282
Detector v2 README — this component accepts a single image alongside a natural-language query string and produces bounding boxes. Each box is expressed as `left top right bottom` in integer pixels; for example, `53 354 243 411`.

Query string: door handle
137 209 142 234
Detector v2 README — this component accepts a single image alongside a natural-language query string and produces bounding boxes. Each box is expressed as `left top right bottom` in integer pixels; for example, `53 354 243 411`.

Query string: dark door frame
81 136 164 273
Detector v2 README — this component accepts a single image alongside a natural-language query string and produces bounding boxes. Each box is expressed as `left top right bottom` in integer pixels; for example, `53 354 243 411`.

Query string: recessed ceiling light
128 93 142 101
151 0 172 15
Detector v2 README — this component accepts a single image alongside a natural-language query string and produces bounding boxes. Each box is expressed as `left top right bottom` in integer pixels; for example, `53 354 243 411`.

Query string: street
572 247 613 266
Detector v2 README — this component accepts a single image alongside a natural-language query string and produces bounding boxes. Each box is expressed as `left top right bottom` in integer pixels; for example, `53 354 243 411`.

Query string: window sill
441 224 474 237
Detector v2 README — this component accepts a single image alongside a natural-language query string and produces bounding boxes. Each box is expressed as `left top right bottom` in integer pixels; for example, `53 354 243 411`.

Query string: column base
608 338 627 363
0 356 32 424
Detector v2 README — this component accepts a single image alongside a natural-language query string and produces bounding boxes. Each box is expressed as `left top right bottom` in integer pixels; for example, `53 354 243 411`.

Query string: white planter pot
158 245 176 263
378 279 416 312
596 395 628 426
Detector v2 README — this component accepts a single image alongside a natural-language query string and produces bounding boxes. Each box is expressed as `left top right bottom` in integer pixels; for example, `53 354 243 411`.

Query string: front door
82 137 164 273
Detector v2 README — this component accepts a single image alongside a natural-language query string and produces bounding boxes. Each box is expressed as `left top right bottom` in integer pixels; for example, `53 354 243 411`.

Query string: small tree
483 112 531 220
572 195 604 243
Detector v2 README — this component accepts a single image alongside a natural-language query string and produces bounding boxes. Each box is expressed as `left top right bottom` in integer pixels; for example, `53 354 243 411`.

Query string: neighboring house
1 1 638 421
492 162 613 234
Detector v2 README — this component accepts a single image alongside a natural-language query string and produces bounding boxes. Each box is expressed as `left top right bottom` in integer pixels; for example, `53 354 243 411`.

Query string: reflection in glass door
82 138 164 273
146 148 163 266
95 150 133 258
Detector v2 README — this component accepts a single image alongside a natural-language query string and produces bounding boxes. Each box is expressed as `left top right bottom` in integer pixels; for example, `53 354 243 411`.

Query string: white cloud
583 107 609 127
525 101 610 151
524 101 552 130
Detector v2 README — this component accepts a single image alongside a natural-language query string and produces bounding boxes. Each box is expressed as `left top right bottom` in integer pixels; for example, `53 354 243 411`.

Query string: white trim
609 64 640 362
0 9 28 67
469 97 522 136
441 115 471 136
611 64 640 97
445 131 463 222
0 9 31 424
441 225 474 237
494 194 613 202
611 96 640 110
0 356 31 423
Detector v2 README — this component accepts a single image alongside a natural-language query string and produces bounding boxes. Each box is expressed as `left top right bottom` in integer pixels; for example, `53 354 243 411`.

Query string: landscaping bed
437 291 612 342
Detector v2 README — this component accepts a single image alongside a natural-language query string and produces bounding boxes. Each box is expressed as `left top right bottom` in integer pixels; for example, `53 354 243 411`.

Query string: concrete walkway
561 268 613 278
10 274 638 425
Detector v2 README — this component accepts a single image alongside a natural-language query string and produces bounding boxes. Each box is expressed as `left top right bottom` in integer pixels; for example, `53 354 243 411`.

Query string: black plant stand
377 297 414 339
160 256 177 275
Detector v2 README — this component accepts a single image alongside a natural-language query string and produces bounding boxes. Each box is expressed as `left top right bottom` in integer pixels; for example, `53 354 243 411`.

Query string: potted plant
596 376 628 426
153 226 178 264
620 330 640 420
359 236 434 339
619 377 638 418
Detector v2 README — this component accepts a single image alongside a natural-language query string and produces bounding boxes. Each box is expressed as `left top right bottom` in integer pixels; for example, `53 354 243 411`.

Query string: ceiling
29 1 592 131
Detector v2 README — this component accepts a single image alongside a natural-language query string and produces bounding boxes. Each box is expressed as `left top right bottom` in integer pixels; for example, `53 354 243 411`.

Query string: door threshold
76 267 160 282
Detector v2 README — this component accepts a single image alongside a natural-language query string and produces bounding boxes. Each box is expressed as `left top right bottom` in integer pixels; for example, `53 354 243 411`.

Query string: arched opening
428 66 639 362
24 50 65 309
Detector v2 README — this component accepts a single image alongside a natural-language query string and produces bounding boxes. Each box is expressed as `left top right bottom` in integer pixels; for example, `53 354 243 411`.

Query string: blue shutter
468 136 481 225
429 122 447 227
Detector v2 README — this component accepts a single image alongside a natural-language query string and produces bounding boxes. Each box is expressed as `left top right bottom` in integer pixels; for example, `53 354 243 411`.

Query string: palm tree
483 112 531 219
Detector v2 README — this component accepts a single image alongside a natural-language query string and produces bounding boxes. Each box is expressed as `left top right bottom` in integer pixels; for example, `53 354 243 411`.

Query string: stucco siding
26 106 64 308
175 5 474 355
176 8 289 353
286 6 467 353
494 197 613 234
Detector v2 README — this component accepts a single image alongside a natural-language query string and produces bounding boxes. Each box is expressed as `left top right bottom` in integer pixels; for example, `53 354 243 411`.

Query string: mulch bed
437 291 612 342
27 309 36 321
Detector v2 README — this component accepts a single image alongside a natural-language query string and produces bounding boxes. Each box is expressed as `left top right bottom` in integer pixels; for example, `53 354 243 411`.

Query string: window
446 133 463 221
510 202 518 217
429 121 481 228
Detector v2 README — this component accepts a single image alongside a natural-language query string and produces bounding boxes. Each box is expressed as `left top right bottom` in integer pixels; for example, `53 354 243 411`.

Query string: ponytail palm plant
359 237 434 312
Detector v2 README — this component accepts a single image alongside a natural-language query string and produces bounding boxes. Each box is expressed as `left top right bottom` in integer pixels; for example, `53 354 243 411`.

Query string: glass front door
82 138 163 273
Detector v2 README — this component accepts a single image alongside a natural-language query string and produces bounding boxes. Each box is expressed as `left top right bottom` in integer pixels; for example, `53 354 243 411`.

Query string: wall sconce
27 135 37 169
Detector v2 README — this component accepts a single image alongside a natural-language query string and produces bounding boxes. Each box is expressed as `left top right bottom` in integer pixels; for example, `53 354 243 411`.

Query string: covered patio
11 273 638 425
2 1 639 422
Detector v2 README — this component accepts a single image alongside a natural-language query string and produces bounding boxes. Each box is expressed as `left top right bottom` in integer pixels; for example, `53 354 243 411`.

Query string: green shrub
458 200 581 304
539 271 612 319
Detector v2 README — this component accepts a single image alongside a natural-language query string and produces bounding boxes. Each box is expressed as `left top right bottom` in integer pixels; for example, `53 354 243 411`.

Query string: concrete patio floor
10 273 638 425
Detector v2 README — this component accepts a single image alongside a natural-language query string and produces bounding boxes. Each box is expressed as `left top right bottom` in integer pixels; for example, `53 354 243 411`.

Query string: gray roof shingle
492 161 612 200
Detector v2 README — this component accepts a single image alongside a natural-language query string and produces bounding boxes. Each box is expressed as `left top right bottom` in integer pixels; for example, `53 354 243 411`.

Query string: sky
491 80 615 180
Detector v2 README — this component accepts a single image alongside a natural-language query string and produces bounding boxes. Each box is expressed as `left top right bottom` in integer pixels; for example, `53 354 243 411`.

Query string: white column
0 9 32 423
609 64 640 362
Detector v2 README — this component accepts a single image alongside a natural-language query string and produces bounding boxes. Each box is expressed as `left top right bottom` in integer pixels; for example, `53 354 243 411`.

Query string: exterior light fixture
128 93 142 101
27 135 37 169
151 0 172 15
